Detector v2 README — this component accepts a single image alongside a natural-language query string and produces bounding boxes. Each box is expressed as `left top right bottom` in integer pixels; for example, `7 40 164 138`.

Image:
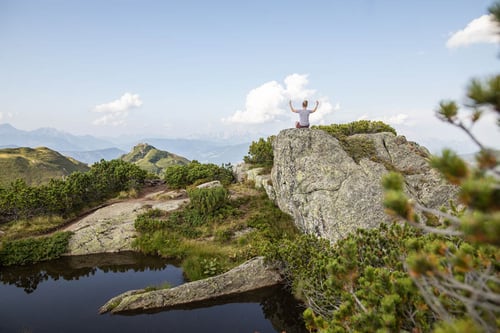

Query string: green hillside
121 143 190 175
0 147 90 187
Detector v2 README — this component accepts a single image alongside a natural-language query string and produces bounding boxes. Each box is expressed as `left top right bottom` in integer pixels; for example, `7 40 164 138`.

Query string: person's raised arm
289 100 297 113
311 100 319 113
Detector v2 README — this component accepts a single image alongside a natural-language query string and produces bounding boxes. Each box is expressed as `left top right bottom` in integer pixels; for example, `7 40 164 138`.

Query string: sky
1 0 499 154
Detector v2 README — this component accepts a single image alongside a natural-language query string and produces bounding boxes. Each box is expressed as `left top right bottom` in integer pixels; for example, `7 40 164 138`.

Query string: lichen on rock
270 128 458 243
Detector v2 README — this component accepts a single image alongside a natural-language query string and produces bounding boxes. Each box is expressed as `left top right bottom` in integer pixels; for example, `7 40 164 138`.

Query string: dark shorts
295 122 310 129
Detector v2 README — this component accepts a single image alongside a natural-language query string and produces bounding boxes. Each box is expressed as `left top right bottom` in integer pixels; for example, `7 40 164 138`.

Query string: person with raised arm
289 99 319 128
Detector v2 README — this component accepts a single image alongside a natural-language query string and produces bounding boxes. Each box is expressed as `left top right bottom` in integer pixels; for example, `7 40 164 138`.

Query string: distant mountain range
0 144 190 187
0 123 250 165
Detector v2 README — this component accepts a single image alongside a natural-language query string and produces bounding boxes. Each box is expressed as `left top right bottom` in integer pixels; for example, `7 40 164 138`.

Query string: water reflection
0 252 171 293
0 252 307 333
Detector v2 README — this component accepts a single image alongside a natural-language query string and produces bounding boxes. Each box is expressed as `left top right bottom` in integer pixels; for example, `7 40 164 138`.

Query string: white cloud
222 73 336 125
0 112 14 122
92 92 142 126
446 14 500 48
357 113 410 126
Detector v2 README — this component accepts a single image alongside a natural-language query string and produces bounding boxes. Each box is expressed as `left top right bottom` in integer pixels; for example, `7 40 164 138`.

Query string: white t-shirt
298 109 312 126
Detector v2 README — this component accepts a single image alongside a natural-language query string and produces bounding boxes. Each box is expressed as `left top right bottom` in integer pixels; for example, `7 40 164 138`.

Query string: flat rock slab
99 256 282 314
64 198 188 255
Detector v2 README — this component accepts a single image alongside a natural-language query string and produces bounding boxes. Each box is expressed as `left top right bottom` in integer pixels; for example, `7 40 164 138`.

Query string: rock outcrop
271 129 457 243
64 197 188 255
99 256 282 314
234 164 275 200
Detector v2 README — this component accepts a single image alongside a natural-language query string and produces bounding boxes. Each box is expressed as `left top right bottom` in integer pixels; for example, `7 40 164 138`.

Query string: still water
0 252 306 333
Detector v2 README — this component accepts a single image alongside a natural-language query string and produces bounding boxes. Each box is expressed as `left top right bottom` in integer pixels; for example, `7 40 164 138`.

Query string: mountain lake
0 252 307 333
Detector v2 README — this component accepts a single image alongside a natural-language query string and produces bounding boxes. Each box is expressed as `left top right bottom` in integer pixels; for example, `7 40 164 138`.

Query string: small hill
0 147 90 187
121 143 190 175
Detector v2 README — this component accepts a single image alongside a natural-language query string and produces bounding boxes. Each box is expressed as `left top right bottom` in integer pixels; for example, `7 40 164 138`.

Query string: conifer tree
383 2 500 331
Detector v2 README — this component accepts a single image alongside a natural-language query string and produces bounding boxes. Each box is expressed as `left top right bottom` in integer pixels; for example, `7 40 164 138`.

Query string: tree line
0 159 148 224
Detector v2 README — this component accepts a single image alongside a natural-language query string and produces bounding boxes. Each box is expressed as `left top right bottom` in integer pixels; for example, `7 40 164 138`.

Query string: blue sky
1 0 499 153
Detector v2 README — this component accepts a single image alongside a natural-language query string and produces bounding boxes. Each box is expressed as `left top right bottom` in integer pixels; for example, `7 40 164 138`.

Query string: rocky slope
269 129 458 243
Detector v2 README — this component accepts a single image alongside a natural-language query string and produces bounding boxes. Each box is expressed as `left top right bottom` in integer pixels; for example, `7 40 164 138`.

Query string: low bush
133 186 299 281
342 136 378 163
313 120 397 139
313 120 396 165
0 232 72 266
187 187 230 216
243 136 275 168
134 209 168 232
266 223 437 332
164 161 234 189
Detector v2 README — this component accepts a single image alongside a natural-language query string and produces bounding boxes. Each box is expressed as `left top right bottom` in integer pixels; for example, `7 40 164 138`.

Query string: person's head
302 100 308 108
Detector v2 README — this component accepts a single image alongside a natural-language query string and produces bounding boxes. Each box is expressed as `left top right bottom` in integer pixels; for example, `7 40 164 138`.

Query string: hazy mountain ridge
0 146 90 187
0 123 115 151
120 143 190 175
0 124 249 165
62 148 126 165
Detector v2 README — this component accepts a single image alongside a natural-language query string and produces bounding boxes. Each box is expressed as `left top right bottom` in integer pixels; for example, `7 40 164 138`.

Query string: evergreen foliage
243 136 275 168
243 121 396 169
0 159 147 225
0 232 72 266
314 120 396 164
380 3 500 331
265 4 499 330
312 120 397 139
187 186 230 216
163 160 234 189
133 188 299 281
267 223 436 332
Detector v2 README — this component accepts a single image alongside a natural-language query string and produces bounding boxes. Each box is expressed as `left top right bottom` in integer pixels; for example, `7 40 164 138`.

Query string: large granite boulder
271 129 457 243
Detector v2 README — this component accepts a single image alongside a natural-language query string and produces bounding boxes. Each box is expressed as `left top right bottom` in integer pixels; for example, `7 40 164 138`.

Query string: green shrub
187 186 230 216
0 159 148 225
163 165 188 189
247 194 298 241
267 223 436 332
132 230 185 258
312 121 396 164
0 232 72 266
313 120 397 139
163 161 234 189
214 229 233 243
343 136 377 163
134 216 167 233
134 209 167 232
132 185 300 283
243 136 275 167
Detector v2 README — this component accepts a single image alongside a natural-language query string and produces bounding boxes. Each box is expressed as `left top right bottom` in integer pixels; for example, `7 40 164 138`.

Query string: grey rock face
196 180 222 189
271 129 457 243
64 198 188 255
233 163 275 200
